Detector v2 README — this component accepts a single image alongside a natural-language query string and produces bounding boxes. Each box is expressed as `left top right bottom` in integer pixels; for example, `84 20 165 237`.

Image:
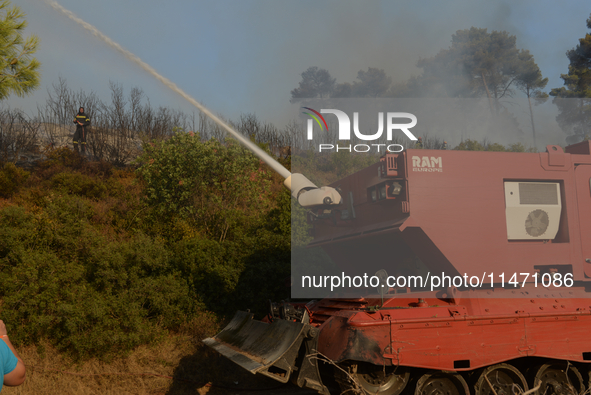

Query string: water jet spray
43 0 341 208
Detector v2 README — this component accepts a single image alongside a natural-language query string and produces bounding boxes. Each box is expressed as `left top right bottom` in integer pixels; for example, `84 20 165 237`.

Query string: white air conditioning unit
504 182 561 240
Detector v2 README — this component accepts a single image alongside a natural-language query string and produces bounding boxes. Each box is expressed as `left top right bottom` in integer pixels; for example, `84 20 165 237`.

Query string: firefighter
73 107 90 154
442 141 448 150
416 137 423 149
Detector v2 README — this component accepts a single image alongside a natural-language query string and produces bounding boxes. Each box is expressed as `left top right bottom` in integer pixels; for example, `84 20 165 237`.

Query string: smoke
42 0 291 179
34 0 588 152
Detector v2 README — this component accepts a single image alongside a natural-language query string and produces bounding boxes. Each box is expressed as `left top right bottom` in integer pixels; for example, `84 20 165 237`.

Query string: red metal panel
308 146 591 370
312 287 591 371
576 166 591 276
566 141 591 155
310 147 591 283
404 148 579 279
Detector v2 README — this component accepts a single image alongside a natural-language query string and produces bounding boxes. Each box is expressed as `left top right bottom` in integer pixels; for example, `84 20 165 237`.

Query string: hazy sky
7 0 591 134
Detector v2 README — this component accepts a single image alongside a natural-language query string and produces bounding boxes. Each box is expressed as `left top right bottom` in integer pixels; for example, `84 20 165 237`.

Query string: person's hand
0 320 7 337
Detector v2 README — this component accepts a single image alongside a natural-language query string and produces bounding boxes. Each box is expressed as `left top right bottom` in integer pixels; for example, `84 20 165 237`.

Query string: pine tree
549 14 591 143
416 27 524 112
290 67 335 102
515 49 548 148
352 67 392 97
0 0 40 100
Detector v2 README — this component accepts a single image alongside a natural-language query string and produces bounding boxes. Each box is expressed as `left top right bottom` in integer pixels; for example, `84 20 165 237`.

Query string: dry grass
1 313 306 395
4 335 192 395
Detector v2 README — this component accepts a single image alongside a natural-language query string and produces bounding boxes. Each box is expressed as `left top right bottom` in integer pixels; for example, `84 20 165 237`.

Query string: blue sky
7 0 591 132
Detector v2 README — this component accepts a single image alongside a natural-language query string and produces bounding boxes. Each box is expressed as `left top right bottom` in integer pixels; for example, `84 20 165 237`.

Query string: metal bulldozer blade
203 310 308 383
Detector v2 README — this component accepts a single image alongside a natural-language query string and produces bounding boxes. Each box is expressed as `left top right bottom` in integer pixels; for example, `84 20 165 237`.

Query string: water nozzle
284 173 342 208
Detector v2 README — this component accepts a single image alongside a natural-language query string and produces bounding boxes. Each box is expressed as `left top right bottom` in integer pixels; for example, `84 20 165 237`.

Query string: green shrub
50 172 108 200
0 204 196 360
454 139 485 151
172 238 243 313
136 133 272 242
44 146 85 169
0 162 29 198
486 143 507 152
0 130 292 360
